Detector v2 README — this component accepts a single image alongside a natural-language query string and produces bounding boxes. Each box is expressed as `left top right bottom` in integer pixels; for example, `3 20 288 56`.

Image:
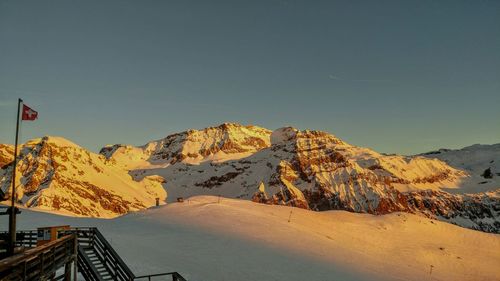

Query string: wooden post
64 261 72 281
73 235 78 281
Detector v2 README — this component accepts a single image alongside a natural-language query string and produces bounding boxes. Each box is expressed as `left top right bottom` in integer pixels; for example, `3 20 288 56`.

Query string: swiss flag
22 104 38 121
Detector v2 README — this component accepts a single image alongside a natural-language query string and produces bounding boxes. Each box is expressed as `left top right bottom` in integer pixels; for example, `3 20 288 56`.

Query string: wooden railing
0 234 77 281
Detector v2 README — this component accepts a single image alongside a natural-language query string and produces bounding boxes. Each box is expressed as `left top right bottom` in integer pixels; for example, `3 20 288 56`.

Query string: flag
22 104 38 121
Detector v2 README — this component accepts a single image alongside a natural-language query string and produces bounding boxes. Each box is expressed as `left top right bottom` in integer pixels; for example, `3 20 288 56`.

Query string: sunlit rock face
0 144 14 168
100 123 272 169
0 136 166 218
101 123 499 233
404 190 500 233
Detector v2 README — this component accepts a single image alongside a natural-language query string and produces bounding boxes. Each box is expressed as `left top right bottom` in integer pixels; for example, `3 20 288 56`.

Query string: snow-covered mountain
1 123 498 232
100 123 499 232
0 136 166 218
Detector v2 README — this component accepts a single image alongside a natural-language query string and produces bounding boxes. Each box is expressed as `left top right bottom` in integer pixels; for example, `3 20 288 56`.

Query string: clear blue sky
0 0 499 154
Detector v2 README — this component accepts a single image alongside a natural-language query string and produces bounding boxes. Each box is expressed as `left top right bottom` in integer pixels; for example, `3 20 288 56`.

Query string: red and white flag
22 104 38 121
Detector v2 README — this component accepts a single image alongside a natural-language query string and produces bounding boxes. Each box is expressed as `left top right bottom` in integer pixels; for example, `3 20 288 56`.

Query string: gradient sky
0 0 499 155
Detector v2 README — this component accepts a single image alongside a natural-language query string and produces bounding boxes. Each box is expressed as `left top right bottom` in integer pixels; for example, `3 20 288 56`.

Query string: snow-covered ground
2 196 499 281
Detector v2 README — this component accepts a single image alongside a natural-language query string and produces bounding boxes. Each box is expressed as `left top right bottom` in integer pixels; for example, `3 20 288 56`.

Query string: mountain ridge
103 123 499 232
0 123 498 232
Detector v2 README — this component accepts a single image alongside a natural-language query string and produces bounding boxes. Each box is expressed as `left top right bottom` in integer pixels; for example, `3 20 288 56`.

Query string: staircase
71 227 135 281
79 246 112 281
69 228 187 281
1 228 187 281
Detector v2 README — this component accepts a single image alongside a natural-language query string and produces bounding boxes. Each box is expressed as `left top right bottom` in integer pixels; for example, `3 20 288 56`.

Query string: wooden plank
0 235 75 271
0 234 76 281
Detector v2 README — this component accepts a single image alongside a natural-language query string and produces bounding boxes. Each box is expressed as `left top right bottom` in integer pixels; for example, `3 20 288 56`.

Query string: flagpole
8 98 22 256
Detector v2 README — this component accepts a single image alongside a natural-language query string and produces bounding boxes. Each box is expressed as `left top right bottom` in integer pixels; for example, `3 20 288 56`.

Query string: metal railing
67 227 136 281
135 272 187 281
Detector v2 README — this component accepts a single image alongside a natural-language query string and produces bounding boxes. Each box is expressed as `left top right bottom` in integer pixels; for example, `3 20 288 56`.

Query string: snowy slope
2 196 499 281
0 136 166 218
420 144 500 193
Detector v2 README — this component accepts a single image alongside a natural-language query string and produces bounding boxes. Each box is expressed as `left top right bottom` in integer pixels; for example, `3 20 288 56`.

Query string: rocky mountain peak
25 136 81 148
102 123 273 166
271 127 346 147
0 144 14 168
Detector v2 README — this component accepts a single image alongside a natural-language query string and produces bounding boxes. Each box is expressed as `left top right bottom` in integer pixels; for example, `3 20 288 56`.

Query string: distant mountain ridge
0 123 498 232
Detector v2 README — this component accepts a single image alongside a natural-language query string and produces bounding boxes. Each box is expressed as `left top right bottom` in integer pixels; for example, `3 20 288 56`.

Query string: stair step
74 228 159 281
